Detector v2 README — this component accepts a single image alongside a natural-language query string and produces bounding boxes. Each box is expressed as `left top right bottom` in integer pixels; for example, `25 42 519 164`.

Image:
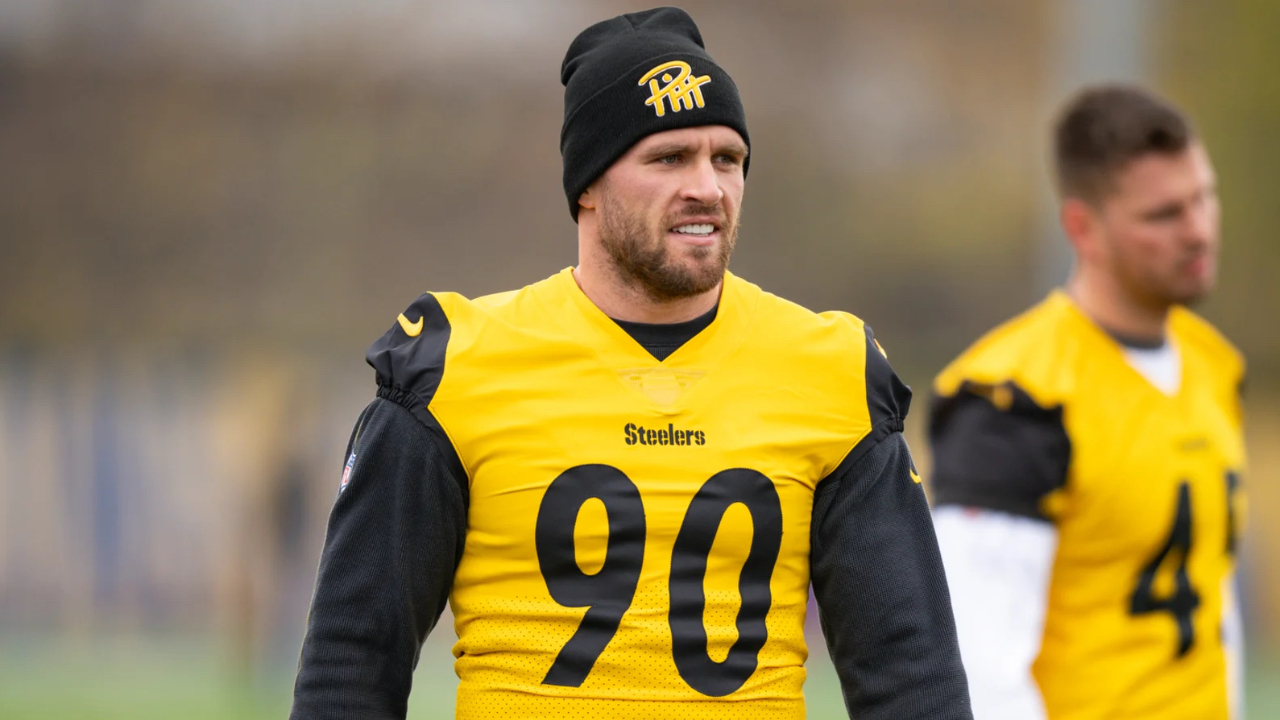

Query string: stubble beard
1114 243 1216 311
598 197 738 304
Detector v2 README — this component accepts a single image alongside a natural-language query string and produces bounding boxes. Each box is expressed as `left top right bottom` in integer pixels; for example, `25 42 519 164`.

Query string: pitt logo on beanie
639 60 713 117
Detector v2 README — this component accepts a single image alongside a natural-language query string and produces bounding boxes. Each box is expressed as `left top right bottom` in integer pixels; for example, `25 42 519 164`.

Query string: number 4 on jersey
1129 481 1200 657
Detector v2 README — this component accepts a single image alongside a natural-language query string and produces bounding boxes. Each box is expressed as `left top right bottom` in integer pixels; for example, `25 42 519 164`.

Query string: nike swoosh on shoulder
397 313 424 337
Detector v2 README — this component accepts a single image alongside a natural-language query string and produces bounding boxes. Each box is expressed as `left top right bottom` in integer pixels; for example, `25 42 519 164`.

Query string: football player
290 7 971 720
930 84 1246 720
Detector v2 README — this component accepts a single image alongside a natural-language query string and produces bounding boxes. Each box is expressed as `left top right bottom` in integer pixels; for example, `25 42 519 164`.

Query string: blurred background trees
1 1 1276 716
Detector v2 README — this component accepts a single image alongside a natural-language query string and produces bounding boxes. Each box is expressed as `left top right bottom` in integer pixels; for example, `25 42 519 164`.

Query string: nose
680 156 724 207
1184 200 1216 249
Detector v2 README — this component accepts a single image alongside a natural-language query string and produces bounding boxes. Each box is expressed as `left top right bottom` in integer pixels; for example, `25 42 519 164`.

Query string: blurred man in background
930 85 1245 720
290 7 970 720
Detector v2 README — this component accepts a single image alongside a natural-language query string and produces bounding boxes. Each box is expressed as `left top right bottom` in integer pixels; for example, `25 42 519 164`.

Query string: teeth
673 224 714 235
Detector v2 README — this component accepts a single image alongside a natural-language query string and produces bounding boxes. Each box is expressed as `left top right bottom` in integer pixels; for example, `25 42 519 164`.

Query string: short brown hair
1053 84 1194 202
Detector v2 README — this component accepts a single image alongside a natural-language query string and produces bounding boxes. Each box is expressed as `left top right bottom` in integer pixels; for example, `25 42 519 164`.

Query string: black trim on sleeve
365 293 469 497
928 380 1070 521
367 292 451 405
841 324 913 470
810 433 973 719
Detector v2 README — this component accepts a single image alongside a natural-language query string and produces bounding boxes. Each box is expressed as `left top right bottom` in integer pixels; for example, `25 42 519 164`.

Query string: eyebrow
714 143 749 159
644 142 697 158
1140 182 1217 219
642 141 749 159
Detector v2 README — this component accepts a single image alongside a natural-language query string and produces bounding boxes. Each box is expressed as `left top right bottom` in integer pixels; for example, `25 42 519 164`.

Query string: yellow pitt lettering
639 60 712 117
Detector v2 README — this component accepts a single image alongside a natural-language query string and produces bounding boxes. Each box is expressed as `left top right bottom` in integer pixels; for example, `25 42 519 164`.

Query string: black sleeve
808 323 971 719
811 432 973 720
928 381 1070 521
289 397 468 720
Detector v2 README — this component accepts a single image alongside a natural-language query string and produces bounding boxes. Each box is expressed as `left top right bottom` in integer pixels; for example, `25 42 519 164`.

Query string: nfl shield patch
341 451 356 492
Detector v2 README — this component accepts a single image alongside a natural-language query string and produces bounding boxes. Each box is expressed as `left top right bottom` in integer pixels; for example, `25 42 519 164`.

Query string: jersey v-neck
1119 341 1182 397
611 304 719 361
539 267 758 371
1051 290 1184 398
1099 326 1181 395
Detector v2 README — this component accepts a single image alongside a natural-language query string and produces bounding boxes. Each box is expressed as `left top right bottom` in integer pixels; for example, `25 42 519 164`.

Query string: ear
1060 197 1099 261
578 186 597 212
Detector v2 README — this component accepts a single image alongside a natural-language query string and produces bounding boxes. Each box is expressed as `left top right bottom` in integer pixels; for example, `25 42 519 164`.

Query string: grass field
1 634 1276 718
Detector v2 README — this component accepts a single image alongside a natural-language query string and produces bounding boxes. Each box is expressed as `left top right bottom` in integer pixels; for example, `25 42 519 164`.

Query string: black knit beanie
560 6 750 221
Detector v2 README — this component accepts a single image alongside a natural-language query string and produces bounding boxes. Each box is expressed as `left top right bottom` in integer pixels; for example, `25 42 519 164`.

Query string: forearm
1223 574 1245 720
290 398 468 720
933 505 1056 720
810 433 972 720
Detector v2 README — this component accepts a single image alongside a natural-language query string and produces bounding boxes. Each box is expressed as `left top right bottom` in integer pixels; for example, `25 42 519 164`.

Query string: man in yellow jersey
290 7 970 720
930 85 1246 720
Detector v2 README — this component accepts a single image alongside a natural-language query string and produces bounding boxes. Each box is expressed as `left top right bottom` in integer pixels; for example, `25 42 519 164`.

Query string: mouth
668 219 721 246
1180 253 1211 278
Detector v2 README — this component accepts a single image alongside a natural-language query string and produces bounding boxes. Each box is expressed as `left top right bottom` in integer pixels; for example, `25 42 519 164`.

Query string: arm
810 431 973 720
933 506 1056 720
927 380 1071 720
1223 575 1245 720
810 324 971 719
289 397 468 720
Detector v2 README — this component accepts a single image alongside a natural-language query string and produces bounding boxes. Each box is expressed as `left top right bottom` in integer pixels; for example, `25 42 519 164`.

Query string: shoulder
743 276 911 426
729 275 873 367
365 291 460 407
934 292 1084 408
1170 306 1245 382
929 294 1078 521
364 279 551 404
1171 307 1247 428
742 276 870 345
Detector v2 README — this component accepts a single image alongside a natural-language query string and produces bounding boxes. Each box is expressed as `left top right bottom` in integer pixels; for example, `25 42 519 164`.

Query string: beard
1113 244 1216 310
597 196 738 303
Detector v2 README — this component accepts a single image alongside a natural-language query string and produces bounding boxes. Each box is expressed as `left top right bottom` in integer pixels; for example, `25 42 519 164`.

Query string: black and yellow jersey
930 290 1246 720
291 268 972 720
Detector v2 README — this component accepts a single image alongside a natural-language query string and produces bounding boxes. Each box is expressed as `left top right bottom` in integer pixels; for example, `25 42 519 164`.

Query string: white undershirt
935 341 1245 719
1122 338 1182 396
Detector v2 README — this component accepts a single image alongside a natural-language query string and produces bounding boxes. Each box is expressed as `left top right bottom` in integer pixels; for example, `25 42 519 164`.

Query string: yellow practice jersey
385 268 898 719
931 290 1247 720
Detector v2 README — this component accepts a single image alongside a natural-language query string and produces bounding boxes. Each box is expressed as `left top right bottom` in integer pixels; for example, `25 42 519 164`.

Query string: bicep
929 381 1070 521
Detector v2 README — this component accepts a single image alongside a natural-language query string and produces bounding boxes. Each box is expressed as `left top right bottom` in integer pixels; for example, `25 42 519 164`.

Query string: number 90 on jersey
535 463 783 697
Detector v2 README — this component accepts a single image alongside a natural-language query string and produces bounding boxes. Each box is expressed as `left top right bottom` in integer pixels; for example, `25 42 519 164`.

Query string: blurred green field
1 635 1276 719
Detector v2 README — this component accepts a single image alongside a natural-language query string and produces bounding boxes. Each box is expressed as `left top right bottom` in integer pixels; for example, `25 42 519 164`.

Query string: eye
657 154 682 165
714 153 744 166
1144 204 1183 222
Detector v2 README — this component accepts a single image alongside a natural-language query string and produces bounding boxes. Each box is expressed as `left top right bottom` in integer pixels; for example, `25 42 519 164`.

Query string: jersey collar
1049 289 1186 399
544 266 758 370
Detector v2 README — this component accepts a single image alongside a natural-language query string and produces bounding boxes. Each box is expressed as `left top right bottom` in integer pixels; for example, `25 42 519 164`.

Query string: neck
571 264 721 324
1065 268 1169 344
575 219 721 323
